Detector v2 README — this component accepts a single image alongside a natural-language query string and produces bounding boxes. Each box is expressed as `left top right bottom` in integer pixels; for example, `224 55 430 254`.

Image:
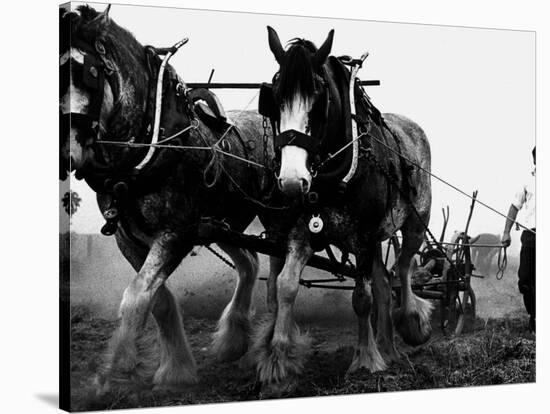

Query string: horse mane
276 38 319 108
60 5 147 83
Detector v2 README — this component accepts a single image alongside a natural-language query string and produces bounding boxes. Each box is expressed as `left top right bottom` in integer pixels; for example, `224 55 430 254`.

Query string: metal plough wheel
442 284 476 335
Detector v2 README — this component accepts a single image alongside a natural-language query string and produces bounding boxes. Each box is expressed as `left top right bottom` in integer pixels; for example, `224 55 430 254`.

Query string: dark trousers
518 230 536 318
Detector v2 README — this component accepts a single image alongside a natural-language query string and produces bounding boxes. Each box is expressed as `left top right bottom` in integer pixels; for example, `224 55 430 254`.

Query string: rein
264 54 372 193
496 247 508 280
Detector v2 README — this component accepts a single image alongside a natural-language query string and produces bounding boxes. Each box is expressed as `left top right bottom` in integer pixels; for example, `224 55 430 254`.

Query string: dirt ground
68 304 535 411
64 232 535 411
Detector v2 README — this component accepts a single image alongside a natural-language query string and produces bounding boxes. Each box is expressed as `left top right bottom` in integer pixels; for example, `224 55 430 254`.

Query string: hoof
259 378 298 399
237 351 256 371
95 327 158 392
211 313 250 362
152 363 198 388
93 373 111 396
347 345 387 374
393 307 432 345
251 325 311 386
379 343 402 364
393 296 433 346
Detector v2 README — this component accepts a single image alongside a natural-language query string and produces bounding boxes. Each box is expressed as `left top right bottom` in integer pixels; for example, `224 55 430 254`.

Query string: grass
66 305 535 411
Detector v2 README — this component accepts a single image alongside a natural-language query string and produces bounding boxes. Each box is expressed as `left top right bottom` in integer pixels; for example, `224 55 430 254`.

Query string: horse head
266 27 336 197
59 4 153 180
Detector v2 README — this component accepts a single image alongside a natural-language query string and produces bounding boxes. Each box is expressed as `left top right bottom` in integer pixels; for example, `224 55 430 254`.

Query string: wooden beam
197 220 357 277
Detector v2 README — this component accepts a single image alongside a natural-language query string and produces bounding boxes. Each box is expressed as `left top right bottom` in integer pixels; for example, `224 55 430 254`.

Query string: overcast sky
63 2 535 248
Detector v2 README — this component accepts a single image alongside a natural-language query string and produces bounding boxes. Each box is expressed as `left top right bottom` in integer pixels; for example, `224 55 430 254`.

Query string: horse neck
106 53 151 141
320 60 348 152
310 60 351 188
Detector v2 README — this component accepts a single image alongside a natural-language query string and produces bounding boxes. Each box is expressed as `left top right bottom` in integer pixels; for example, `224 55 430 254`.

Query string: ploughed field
64 232 534 410
69 304 535 411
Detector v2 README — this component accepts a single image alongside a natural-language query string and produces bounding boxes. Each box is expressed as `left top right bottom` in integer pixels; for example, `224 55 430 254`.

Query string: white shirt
512 169 536 229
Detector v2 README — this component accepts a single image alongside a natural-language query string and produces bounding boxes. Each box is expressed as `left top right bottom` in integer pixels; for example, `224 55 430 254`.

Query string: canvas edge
59 2 72 412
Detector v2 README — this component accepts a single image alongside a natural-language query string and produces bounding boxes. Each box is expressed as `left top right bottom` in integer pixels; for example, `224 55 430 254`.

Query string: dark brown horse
60 5 274 391
469 233 500 274
251 27 433 395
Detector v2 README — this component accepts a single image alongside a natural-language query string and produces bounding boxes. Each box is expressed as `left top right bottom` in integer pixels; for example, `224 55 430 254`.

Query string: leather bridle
60 37 119 151
61 37 194 179
260 68 331 175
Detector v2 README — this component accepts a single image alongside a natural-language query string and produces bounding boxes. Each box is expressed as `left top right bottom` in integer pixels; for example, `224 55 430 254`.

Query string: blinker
258 83 278 119
83 54 102 90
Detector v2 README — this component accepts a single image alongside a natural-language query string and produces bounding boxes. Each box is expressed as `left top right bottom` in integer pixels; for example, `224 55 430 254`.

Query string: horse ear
470 235 481 244
267 26 285 65
94 4 111 24
314 29 335 67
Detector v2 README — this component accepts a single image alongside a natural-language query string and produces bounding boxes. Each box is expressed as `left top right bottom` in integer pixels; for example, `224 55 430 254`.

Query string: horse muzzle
277 145 312 197
60 113 96 179
274 129 317 197
277 175 311 197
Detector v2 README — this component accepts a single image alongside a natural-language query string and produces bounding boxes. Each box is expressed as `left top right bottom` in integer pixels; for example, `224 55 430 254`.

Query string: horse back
382 113 431 176
354 112 431 239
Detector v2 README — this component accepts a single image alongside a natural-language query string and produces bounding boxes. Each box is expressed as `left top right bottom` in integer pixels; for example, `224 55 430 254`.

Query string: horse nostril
301 178 310 193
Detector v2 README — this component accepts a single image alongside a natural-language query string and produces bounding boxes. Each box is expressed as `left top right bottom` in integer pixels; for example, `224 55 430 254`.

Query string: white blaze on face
60 48 89 115
278 94 313 195
59 48 91 170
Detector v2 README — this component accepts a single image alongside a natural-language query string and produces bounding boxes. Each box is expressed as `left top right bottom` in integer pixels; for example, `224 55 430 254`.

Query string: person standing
501 147 536 332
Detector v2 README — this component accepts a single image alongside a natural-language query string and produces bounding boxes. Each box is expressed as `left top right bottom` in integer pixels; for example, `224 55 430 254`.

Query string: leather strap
273 129 320 155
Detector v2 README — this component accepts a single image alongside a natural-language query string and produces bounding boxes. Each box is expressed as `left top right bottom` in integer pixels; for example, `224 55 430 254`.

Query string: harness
258 53 419 251
260 55 372 195
61 38 119 151
259 75 330 162
134 38 189 171
64 35 267 234
64 37 198 233
273 129 320 156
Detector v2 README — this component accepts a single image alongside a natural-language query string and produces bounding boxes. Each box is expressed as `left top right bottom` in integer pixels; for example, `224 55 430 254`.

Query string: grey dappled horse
251 27 433 396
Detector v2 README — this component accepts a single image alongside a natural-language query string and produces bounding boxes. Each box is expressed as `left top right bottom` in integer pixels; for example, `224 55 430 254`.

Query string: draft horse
469 233 500 274
60 5 272 391
251 27 433 395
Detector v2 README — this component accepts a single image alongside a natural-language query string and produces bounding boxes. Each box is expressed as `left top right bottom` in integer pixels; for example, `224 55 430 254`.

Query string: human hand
501 233 511 247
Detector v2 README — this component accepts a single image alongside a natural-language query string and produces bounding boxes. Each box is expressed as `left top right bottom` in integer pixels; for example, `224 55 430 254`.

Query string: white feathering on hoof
211 308 251 362
347 344 387 374
393 296 434 346
249 316 311 385
96 326 159 392
248 315 276 365
152 359 198 388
